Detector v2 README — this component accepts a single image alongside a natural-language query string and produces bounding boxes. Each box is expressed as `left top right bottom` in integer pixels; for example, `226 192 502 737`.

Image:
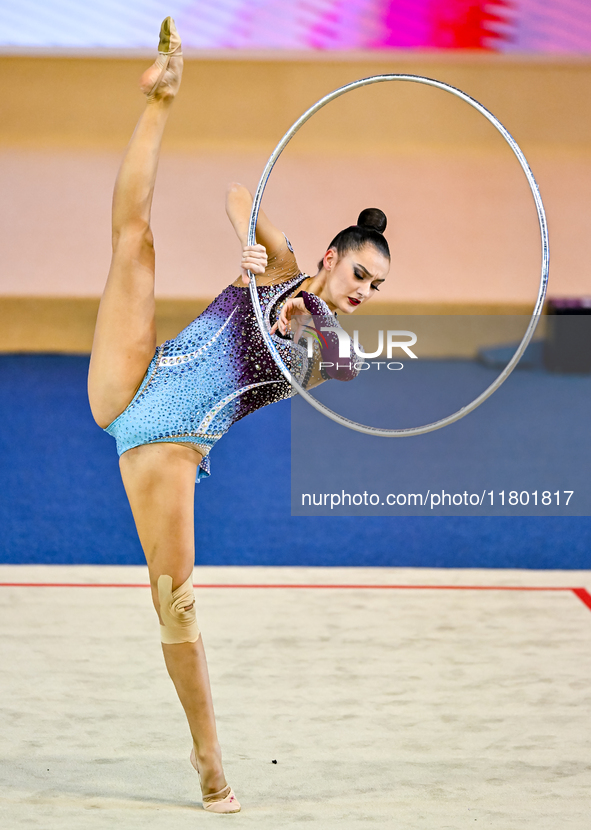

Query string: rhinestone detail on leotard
105 273 313 479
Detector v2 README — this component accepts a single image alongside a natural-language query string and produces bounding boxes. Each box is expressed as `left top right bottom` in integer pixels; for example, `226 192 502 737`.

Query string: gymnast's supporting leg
119 443 232 801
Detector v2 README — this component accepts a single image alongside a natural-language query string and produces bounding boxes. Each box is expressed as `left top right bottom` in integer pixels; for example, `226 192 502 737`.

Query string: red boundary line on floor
0 582 578 590
0 582 590 611
572 587 591 611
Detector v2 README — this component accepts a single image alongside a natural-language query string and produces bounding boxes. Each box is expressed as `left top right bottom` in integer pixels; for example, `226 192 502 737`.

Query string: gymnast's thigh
119 443 202 592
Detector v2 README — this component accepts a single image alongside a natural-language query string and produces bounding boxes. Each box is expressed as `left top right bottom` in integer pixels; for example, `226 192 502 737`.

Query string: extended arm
225 183 287 253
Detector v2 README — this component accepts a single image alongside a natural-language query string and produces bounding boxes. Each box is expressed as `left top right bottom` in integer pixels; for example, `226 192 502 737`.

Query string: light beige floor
1 565 590 828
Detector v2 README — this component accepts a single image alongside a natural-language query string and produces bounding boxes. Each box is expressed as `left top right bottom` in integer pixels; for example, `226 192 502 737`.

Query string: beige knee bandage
157 574 201 645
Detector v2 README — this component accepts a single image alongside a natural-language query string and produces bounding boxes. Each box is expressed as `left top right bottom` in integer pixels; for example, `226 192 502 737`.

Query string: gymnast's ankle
192 742 226 788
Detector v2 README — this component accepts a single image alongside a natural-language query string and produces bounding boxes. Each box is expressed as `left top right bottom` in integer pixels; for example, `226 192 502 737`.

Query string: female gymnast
87 17 390 814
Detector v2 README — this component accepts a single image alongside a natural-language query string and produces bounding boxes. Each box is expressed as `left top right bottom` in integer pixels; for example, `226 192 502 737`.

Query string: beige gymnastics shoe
139 17 183 101
190 747 241 813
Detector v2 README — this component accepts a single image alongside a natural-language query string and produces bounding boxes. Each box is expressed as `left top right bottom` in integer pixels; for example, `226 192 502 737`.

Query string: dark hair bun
357 208 387 234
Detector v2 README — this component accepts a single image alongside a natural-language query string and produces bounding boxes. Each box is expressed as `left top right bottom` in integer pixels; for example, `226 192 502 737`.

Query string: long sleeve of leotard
298 291 359 382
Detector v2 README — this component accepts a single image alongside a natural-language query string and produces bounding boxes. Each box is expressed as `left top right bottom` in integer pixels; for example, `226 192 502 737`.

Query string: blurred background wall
1 0 590 351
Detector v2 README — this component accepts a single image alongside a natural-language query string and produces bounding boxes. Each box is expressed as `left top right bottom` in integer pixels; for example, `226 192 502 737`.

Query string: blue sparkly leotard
105 239 357 480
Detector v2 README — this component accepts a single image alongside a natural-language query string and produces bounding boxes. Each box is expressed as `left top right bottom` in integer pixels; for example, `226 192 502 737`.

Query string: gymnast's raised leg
87 19 239 812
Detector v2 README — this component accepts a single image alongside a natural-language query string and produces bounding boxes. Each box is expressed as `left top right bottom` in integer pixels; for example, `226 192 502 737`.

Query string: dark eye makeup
354 267 380 291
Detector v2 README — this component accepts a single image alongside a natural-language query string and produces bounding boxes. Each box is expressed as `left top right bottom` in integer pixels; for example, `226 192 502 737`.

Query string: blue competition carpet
0 354 589 568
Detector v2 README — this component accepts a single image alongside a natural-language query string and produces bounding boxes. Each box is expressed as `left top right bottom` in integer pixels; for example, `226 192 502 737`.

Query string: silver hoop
247 74 549 437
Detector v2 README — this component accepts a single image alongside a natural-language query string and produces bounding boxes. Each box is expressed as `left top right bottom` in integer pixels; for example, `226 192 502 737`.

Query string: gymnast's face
322 244 389 314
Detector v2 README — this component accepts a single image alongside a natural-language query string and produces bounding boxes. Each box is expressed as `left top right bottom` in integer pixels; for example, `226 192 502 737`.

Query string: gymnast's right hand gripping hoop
247 75 550 438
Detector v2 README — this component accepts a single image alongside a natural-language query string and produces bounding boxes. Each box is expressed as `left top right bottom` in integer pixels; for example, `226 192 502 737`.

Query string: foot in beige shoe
139 17 183 101
190 747 241 814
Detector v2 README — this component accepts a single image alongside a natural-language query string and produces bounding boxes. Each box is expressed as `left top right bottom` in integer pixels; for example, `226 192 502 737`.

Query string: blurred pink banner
3 1 591 52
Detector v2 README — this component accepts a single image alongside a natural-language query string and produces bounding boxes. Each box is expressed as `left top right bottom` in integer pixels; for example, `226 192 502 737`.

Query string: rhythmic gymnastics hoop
247 74 549 437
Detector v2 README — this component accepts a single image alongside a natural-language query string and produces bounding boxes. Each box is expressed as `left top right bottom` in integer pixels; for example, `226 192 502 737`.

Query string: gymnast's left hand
270 297 311 339
241 244 268 284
